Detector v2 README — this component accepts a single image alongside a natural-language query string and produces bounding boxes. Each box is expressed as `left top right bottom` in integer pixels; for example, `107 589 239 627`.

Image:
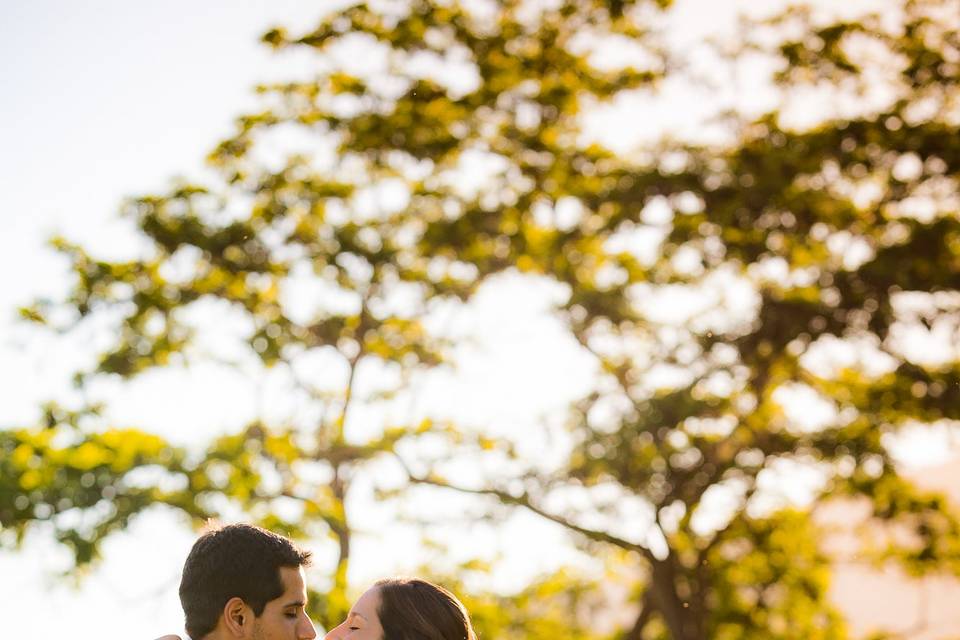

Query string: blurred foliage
0 404 205 567
428 565 616 640
6 0 960 637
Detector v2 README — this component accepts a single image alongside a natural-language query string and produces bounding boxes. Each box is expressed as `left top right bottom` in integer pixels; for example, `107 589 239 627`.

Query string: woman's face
325 586 385 640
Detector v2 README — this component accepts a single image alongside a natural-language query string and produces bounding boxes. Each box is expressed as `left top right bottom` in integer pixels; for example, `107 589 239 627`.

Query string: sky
2 1 957 639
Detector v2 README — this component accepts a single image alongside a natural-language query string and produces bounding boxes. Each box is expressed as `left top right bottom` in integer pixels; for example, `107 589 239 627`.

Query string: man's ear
223 597 253 637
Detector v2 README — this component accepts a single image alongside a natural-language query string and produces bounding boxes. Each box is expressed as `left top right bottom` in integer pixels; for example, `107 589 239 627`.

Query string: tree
398 0 960 637
8 0 960 638
8 0 663 631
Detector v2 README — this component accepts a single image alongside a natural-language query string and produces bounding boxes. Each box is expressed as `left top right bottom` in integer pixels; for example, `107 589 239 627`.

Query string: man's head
179 523 316 640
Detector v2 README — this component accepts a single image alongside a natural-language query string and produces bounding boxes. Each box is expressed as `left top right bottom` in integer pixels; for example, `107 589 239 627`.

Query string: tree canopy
6 0 960 637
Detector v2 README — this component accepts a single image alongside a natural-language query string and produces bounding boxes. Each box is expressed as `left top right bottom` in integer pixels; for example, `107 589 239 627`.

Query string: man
157 523 317 640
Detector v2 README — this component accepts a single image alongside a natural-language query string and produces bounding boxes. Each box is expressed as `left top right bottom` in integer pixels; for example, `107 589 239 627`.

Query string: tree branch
399 461 659 564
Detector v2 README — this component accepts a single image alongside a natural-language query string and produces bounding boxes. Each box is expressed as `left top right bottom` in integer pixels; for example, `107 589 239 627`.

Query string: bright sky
2 1 954 639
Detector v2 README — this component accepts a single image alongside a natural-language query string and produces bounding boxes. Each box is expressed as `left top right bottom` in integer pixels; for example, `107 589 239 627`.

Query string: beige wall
826 460 960 639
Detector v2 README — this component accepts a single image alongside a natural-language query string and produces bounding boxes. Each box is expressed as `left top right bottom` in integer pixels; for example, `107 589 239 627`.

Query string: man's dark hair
179 523 312 639
375 577 475 640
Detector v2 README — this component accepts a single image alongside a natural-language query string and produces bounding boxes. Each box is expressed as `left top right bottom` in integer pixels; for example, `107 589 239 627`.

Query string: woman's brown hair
374 577 476 640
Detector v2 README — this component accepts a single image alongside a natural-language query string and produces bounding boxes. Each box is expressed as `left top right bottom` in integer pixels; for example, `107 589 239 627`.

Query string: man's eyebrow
282 600 307 608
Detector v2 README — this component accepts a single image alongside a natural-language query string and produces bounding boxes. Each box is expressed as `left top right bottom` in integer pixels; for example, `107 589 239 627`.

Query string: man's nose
299 615 318 640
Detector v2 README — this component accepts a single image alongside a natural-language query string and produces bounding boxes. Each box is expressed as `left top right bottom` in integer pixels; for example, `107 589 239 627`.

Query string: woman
155 577 475 640
325 577 476 640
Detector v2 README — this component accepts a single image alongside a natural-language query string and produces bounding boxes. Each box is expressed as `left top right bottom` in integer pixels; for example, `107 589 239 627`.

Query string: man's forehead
278 565 308 596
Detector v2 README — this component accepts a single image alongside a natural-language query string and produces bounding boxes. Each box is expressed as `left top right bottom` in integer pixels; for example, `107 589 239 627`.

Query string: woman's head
326 578 475 640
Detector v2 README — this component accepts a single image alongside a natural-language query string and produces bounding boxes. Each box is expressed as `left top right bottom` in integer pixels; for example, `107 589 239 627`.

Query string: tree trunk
649 558 700 640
